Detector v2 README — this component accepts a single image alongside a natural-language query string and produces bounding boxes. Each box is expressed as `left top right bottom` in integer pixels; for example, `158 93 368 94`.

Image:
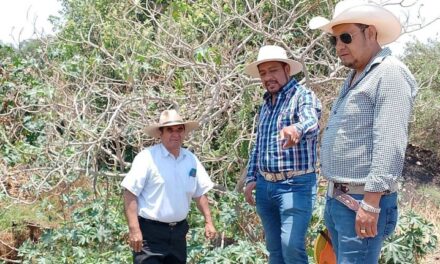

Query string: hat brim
145 121 199 139
244 58 303 78
309 5 401 45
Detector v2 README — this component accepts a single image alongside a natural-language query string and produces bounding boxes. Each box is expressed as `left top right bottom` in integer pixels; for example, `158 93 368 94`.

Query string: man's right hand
244 182 257 206
128 228 143 252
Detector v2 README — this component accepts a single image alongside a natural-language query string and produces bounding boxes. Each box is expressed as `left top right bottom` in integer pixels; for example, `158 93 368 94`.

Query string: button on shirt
121 144 214 223
246 78 322 184
320 48 418 193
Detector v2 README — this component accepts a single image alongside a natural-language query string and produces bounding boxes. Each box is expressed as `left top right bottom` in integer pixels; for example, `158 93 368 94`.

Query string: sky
0 0 62 45
385 0 440 54
0 0 439 55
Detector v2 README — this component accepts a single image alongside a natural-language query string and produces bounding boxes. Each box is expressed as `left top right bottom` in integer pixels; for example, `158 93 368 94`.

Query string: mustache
264 80 279 86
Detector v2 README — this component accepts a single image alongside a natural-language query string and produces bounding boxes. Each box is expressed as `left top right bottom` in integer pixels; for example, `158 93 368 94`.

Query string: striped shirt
320 48 418 193
246 78 321 184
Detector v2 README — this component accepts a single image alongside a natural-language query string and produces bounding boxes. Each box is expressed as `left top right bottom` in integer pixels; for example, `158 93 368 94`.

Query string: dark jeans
134 217 189 264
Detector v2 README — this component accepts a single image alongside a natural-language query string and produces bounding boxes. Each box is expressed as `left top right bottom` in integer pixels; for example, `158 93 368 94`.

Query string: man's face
331 23 371 71
160 124 185 152
258 61 290 95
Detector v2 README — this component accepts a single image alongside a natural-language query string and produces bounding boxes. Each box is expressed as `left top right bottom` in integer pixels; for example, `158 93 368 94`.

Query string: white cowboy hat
244 45 303 78
145 109 199 138
308 0 401 45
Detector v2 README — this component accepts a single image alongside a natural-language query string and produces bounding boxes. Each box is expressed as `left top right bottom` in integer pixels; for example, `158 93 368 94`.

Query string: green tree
403 39 440 155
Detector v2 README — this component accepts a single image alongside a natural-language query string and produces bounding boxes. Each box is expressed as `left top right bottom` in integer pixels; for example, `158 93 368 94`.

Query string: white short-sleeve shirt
121 143 214 223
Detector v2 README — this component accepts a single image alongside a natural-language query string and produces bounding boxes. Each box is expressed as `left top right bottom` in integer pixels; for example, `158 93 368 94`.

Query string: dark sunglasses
329 26 369 46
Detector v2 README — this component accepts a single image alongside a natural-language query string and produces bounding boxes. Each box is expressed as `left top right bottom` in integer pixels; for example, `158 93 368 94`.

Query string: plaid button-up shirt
320 48 418 192
246 78 321 184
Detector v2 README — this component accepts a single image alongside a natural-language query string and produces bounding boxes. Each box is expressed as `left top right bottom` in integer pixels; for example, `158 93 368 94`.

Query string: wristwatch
360 200 381 214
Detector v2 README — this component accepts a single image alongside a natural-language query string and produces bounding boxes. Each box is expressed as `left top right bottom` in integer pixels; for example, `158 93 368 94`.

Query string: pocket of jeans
383 206 398 239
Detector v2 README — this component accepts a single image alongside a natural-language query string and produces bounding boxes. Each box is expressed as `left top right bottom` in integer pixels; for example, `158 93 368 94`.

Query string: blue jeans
256 172 317 264
324 192 398 264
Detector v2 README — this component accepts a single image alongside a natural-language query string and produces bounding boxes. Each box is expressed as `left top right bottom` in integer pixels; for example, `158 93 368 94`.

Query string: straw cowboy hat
145 109 199 138
244 45 303 78
309 0 401 45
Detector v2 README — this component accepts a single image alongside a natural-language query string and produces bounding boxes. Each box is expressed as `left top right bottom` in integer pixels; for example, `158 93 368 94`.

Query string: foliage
18 188 131 263
1 0 344 203
187 191 267 263
1 0 439 262
403 39 440 155
380 210 438 264
0 44 49 166
10 186 438 263
189 240 267 264
14 187 269 263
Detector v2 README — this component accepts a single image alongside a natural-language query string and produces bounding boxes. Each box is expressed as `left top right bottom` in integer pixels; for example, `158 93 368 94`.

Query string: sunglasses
329 26 369 46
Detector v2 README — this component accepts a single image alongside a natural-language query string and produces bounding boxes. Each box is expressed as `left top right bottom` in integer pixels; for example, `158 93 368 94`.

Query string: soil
402 144 440 186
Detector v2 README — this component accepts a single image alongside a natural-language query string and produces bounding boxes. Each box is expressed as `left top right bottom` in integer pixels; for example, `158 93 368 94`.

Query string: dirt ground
403 144 440 186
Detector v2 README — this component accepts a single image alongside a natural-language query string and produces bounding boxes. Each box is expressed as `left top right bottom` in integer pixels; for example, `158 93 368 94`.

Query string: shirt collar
263 77 298 101
159 143 185 160
348 47 392 80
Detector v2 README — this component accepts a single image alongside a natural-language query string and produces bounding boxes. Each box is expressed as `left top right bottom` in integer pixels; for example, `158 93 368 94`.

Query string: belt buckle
268 173 276 182
267 173 273 182
276 172 283 181
286 171 294 179
169 222 177 227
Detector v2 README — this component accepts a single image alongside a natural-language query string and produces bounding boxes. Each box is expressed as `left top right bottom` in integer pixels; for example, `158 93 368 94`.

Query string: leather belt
327 181 397 197
260 169 315 182
327 181 397 212
327 181 365 197
139 217 186 227
327 181 362 211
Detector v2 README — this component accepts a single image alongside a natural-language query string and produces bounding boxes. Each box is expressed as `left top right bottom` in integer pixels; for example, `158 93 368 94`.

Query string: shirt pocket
185 170 198 198
278 110 296 130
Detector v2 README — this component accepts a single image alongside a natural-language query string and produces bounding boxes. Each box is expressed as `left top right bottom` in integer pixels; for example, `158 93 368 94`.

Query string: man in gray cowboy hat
309 0 418 263
243 45 321 263
121 109 216 264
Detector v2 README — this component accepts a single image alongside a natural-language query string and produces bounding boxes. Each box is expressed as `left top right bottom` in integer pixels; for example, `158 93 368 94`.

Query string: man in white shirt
121 109 216 264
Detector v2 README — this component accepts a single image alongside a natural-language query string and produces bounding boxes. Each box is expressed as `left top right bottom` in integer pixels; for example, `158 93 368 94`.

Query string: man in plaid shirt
243 45 321 264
